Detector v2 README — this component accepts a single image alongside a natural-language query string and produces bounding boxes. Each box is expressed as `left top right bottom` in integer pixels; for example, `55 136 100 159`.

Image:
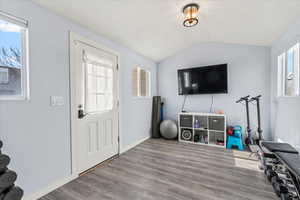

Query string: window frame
133 67 151 98
277 43 300 98
277 52 286 97
0 12 29 101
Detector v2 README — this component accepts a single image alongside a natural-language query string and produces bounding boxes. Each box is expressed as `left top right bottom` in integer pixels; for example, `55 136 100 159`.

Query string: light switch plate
50 96 65 106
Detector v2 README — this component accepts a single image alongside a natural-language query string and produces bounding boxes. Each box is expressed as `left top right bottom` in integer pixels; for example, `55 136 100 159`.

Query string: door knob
78 104 86 119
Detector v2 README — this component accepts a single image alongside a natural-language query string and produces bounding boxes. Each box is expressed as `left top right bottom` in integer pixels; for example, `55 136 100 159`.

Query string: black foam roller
1 186 23 200
151 96 161 138
0 170 17 190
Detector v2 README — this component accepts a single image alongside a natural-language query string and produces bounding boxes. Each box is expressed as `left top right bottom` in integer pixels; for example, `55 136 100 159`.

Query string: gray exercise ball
160 120 178 139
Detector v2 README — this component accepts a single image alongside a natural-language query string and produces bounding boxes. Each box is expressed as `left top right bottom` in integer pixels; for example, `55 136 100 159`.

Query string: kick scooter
249 95 263 145
236 95 253 147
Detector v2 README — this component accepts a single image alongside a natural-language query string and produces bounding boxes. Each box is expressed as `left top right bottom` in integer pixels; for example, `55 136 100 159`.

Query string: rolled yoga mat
151 96 162 138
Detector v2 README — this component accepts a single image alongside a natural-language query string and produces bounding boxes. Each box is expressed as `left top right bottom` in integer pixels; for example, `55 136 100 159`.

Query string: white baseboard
120 136 150 154
23 174 78 200
23 137 149 200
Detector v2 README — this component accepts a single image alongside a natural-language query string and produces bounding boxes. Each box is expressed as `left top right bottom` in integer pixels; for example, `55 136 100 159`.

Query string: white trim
23 174 78 200
120 136 150 154
69 32 120 175
0 10 28 27
179 112 226 117
277 52 285 97
132 96 153 100
137 67 141 96
277 96 300 99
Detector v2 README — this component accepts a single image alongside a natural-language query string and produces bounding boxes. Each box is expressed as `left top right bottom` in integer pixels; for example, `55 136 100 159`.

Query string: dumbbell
0 154 10 174
271 175 284 197
279 187 291 200
0 186 23 200
266 168 277 182
271 176 295 199
0 171 17 194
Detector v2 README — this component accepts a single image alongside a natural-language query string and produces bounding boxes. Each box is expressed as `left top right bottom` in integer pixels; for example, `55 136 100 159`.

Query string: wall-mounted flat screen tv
178 64 228 95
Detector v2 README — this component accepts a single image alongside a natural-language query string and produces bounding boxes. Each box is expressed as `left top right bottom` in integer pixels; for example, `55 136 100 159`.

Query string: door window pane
87 94 97 112
85 63 114 113
87 75 97 93
97 77 106 93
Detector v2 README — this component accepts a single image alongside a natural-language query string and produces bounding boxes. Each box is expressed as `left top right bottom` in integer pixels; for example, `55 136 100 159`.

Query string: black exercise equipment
262 142 298 154
249 95 263 144
0 170 17 192
260 141 300 200
0 155 10 174
261 142 298 182
0 140 23 200
236 95 253 146
151 96 162 138
0 186 23 200
236 95 300 199
181 129 193 141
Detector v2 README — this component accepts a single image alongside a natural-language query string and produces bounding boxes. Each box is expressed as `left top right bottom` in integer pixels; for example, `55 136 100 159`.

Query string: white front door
70 34 119 174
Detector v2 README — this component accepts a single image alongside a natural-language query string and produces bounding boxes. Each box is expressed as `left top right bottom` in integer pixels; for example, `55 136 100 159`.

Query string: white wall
270 16 300 150
158 43 271 139
0 0 157 197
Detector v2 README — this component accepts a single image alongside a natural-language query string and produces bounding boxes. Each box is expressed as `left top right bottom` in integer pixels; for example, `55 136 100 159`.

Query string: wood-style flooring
40 139 277 200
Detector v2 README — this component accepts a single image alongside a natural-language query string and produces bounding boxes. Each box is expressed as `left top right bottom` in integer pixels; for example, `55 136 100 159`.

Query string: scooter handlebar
236 95 250 103
249 95 262 102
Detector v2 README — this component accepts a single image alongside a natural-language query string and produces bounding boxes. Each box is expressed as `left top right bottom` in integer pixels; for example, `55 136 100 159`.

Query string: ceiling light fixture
182 3 199 27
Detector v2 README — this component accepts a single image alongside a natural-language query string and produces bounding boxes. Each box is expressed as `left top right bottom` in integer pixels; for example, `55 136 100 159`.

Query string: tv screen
178 64 228 95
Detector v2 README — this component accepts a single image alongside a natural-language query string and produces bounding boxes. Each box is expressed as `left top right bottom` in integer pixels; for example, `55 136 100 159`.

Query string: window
278 43 300 97
132 67 151 97
0 12 28 100
0 68 9 84
84 51 114 113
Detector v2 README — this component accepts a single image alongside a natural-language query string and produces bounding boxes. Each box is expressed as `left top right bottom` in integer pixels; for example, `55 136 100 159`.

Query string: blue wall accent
158 43 271 139
0 0 157 197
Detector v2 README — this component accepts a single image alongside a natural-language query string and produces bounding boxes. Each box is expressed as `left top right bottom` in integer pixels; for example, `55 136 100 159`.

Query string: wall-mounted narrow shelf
178 112 226 148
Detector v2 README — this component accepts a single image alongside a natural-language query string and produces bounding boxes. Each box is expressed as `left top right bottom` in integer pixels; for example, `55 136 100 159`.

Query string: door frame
69 32 120 175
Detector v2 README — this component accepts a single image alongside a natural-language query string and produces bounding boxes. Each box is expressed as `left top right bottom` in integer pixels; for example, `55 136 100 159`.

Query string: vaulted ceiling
30 0 300 62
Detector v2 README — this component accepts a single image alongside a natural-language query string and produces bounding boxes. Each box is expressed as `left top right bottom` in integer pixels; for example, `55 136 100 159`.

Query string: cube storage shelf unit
178 112 226 148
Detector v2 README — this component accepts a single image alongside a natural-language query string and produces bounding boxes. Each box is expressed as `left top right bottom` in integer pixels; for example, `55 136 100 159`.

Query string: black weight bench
275 152 300 199
260 142 300 199
276 152 300 178
261 141 299 154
